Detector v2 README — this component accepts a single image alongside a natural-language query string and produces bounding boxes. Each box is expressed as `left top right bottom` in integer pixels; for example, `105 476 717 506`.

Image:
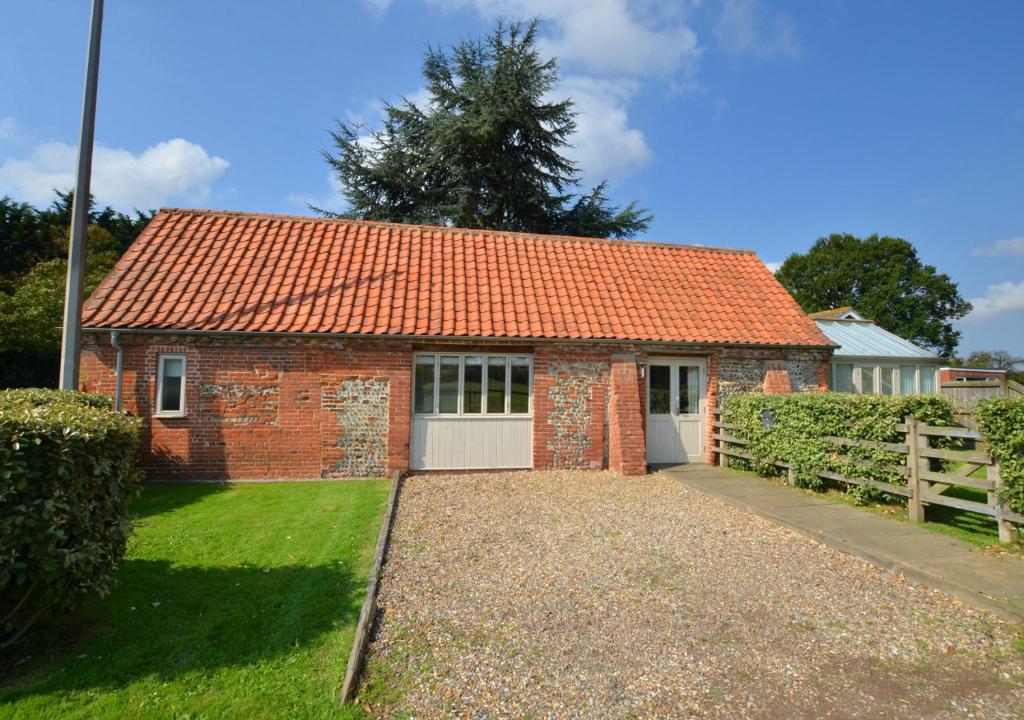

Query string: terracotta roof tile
81 208 833 348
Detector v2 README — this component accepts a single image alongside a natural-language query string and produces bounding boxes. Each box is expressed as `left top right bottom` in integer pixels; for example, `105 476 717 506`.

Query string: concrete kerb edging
664 472 1024 626
340 470 404 705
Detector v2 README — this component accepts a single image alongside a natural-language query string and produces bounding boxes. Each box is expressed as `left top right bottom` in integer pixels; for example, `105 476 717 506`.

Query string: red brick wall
705 353 720 463
607 354 645 475
81 333 411 480
816 358 831 389
82 332 831 478
762 364 794 393
938 368 1004 382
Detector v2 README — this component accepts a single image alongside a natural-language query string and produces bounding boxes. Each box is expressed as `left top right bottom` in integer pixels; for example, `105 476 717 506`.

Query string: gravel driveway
360 471 1024 719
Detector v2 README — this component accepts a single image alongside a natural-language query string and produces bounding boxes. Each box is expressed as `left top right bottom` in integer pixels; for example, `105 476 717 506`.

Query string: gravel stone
361 471 1024 719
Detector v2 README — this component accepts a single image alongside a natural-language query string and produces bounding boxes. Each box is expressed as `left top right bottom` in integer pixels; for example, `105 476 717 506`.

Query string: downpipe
110 330 124 412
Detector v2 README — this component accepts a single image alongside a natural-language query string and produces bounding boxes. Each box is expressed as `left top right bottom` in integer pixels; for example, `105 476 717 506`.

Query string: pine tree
322 20 652 238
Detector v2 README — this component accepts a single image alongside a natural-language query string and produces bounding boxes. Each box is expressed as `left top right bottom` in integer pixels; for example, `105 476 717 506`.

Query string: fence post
991 463 1018 544
715 407 729 468
906 415 924 523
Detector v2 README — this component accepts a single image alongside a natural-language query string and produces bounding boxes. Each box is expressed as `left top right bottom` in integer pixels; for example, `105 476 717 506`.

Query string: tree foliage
776 233 971 357
322 20 652 238
0 191 153 388
947 350 1024 383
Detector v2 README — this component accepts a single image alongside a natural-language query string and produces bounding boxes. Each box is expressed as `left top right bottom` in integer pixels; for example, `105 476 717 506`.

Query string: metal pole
59 0 104 390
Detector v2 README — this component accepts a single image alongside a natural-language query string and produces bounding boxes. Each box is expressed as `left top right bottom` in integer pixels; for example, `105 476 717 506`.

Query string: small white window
156 354 187 416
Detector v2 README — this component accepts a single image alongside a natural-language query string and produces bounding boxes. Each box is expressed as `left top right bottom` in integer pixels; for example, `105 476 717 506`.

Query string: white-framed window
899 365 918 394
857 365 875 394
413 353 531 416
919 367 936 393
833 363 855 393
156 354 187 417
833 363 938 395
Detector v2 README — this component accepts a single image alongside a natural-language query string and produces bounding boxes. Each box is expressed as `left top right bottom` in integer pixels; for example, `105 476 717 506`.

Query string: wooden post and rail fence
711 407 1022 544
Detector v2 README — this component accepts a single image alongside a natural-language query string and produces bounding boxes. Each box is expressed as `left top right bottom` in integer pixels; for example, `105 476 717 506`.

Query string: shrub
0 387 113 410
1 389 142 649
721 392 955 496
975 397 1024 515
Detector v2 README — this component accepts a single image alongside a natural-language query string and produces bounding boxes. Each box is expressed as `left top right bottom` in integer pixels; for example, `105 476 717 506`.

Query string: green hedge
1 389 142 649
976 397 1024 515
721 392 955 496
0 387 113 410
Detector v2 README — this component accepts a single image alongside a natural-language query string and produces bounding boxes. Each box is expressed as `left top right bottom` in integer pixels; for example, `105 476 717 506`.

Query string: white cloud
0 138 228 210
714 0 802 60
362 0 392 14
965 280 1024 320
433 0 701 78
418 1 693 183
764 260 782 273
973 236 1024 257
557 76 652 183
287 172 347 214
534 0 699 78
403 86 435 111
0 117 15 141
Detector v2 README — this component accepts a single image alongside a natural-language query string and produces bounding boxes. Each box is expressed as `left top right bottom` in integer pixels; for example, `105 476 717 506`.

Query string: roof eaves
81 324 837 350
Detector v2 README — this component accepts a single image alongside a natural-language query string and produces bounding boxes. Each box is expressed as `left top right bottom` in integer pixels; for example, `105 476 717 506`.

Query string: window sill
153 411 187 420
412 414 533 419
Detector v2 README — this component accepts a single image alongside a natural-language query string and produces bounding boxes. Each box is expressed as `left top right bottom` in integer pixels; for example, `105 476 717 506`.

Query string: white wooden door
646 358 705 464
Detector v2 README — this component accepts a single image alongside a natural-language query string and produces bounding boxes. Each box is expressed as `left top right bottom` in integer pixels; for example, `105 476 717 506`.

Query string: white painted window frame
835 362 938 396
877 365 898 396
155 353 187 417
412 352 532 417
919 366 938 393
646 356 707 417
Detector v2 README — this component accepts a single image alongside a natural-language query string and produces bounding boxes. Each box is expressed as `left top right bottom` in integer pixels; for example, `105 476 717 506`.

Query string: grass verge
0 480 389 720
724 466 1022 555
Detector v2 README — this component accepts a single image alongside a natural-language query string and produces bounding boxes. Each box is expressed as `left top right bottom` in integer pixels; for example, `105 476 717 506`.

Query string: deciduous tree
0 191 153 387
776 233 971 357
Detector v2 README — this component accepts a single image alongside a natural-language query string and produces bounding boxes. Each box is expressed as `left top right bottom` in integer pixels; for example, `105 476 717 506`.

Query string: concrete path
662 464 1024 624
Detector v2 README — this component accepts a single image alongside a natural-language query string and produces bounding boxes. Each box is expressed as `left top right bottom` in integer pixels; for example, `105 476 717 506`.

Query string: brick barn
79 208 834 480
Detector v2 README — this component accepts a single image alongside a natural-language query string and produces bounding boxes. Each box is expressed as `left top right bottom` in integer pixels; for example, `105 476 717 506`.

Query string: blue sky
2 0 1022 356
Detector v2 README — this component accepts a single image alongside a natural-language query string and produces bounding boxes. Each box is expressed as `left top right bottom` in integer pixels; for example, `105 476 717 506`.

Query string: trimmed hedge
721 392 955 497
1 389 142 649
975 397 1024 515
0 388 113 410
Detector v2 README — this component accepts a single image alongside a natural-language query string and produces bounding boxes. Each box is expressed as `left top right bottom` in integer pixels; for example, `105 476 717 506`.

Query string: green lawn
0 480 389 720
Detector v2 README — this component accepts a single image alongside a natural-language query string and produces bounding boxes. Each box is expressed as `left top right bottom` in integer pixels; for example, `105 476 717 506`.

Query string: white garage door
409 353 533 470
